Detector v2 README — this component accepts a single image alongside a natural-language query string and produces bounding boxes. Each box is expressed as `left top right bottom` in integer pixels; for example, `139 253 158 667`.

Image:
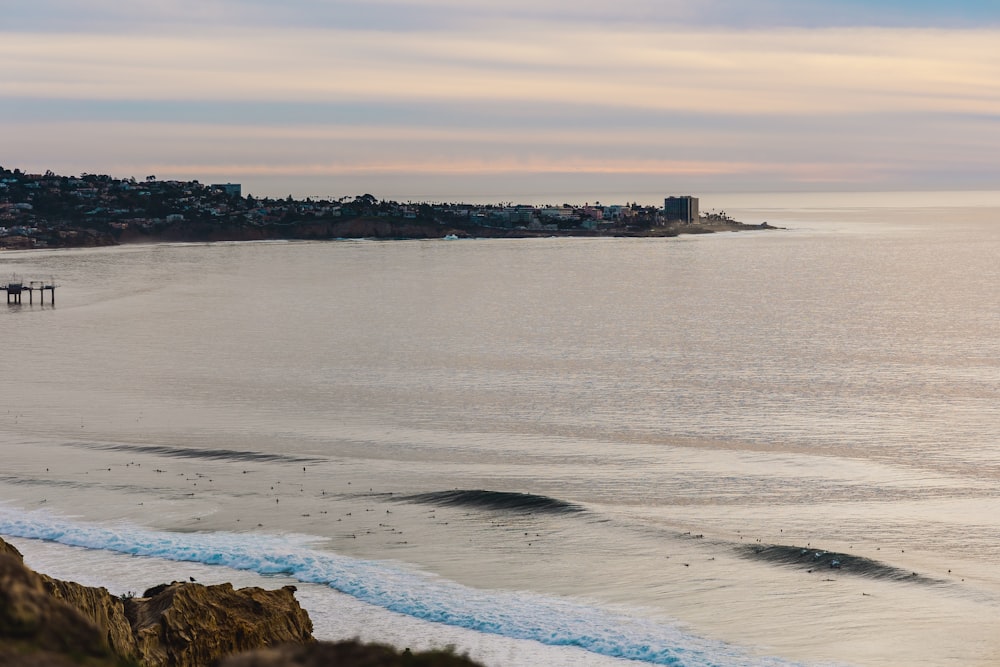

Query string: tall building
212 183 242 198
664 196 699 224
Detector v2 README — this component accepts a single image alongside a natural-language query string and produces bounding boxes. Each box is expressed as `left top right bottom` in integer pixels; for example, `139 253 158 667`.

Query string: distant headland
0 166 773 250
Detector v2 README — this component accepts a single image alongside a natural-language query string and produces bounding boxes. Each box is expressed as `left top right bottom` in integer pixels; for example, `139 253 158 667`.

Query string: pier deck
1 276 57 305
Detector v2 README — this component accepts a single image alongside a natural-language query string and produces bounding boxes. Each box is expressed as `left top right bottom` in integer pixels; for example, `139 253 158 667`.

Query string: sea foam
0 507 799 667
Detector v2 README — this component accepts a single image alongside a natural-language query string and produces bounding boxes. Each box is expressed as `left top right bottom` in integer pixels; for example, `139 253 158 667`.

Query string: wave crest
80 443 322 464
398 490 583 514
741 544 937 582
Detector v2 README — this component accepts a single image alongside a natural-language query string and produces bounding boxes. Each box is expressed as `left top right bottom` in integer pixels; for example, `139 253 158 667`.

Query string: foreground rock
1 535 313 666
0 551 124 667
126 582 313 667
0 540 23 562
0 536 485 666
39 572 138 660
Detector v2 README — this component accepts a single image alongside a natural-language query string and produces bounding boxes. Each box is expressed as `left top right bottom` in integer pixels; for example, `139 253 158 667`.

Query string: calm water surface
2 195 1000 666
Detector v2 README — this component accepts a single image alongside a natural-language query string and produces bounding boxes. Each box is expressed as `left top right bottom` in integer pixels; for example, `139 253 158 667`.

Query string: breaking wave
397 490 584 514
79 443 322 464
740 544 938 583
0 507 798 667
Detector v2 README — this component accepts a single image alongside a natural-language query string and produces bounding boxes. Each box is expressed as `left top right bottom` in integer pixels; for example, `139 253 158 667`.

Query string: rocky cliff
125 582 312 667
39 573 138 661
0 540 22 562
0 551 124 667
0 536 312 667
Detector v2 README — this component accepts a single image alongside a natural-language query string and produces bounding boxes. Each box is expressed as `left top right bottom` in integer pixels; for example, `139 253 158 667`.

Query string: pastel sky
3 0 1000 201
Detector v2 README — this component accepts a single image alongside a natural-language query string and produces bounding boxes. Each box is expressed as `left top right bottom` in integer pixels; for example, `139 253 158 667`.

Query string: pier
1 276 56 305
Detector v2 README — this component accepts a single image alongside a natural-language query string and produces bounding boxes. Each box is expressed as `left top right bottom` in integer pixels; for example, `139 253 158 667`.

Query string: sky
3 0 1000 202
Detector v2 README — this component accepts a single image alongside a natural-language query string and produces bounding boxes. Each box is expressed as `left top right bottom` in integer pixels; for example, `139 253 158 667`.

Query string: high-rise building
663 196 699 224
212 183 242 198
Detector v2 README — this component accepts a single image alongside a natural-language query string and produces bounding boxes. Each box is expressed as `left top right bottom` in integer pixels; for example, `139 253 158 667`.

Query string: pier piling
2 276 56 306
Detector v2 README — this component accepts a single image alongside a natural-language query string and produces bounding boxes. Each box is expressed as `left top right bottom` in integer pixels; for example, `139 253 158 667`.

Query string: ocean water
2 192 1000 666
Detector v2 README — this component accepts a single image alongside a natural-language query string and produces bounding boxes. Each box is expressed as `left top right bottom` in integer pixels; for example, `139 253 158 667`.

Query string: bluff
0 545 124 667
0 535 311 666
39 572 137 660
126 582 312 667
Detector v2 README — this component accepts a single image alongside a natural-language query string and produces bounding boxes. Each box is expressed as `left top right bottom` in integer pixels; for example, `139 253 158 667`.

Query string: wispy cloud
4 27 999 114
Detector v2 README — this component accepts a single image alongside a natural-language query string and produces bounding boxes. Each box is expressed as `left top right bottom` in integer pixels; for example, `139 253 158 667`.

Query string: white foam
0 507 800 667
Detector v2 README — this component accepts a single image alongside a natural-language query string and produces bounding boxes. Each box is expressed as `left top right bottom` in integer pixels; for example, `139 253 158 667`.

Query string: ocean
2 192 1000 666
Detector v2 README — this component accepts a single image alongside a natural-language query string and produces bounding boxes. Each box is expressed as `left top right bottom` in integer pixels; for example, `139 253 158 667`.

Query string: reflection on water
2 199 1000 666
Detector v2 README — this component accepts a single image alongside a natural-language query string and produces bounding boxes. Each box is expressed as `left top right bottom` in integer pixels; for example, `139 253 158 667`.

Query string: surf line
0 510 799 667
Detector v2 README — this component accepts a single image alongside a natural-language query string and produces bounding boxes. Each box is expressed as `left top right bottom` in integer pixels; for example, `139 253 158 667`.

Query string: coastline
1 534 487 667
0 166 778 250
1 220 773 251
103 218 776 248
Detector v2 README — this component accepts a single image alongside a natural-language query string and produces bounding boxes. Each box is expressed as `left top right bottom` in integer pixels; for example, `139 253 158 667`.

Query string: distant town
0 166 769 250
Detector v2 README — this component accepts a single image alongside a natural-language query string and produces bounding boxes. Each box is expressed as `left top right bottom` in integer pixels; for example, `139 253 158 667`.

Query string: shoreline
108 218 775 245
0 167 778 250
1 533 488 667
1 220 773 251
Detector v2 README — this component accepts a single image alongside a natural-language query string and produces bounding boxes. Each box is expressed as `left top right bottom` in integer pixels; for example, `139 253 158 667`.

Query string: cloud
5 106 997 192
3 26 1000 116
3 3 1000 196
